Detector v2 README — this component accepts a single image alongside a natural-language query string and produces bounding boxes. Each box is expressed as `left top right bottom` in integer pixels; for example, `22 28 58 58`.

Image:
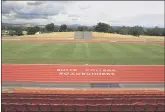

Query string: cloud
68 14 80 18
129 14 164 27
27 1 44 6
14 13 48 19
60 10 67 15
2 1 67 20
14 4 63 19
78 4 90 10
2 1 164 27
2 1 25 14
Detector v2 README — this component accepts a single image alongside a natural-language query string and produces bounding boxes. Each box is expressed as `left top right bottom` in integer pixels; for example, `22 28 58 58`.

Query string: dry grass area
3 32 75 39
3 32 164 42
93 32 164 41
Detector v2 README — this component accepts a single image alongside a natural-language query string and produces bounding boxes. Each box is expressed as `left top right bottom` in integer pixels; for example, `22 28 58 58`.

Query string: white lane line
2 64 164 66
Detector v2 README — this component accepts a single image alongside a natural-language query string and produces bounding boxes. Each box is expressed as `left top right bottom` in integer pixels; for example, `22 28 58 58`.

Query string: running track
2 64 164 83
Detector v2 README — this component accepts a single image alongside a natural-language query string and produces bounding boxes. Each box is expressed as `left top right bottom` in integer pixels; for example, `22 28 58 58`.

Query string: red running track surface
2 64 164 83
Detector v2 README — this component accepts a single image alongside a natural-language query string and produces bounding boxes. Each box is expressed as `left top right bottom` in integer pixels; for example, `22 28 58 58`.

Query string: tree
15 28 23 36
77 26 83 31
76 26 88 31
15 30 23 36
94 22 111 33
83 26 88 31
40 27 47 33
34 26 40 32
108 27 114 33
2 25 6 30
152 27 163 36
67 27 74 32
117 26 130 35
59 24 67 32
9 30 16 36
129 26 144 37
144 27 164 36
162 28 165 36
54 25 60 32
27 27 39 35
152 27 162 36
45 23 55 32
88 26 95 31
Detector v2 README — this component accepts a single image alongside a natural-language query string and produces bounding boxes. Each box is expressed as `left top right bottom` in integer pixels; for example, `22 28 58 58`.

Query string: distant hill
2 23 36 28
68 24 82 28
2 23 162 30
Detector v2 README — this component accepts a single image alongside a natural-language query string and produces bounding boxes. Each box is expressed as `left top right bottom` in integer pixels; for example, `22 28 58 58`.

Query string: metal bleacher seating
2 93 165 112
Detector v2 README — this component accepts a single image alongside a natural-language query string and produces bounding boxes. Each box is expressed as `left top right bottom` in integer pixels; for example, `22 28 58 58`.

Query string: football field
2 41 164 65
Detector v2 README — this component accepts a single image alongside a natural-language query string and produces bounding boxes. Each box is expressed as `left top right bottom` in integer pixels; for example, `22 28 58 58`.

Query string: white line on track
2 64 164 66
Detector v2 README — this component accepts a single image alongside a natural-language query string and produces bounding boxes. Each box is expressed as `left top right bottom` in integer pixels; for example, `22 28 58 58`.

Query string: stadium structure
2 32 165 112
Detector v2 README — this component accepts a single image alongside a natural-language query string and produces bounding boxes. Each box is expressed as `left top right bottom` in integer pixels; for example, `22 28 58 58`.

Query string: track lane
2 64 164 83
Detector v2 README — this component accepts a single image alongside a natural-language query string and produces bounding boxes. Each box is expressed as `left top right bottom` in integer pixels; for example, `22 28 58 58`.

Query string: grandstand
2 32 164 112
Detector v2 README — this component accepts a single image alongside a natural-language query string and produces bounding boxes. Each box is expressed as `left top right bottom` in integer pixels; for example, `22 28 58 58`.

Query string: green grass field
2 41 164 65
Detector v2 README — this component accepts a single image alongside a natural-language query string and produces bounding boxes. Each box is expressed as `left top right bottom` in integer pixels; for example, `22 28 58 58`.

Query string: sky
2 1 164 27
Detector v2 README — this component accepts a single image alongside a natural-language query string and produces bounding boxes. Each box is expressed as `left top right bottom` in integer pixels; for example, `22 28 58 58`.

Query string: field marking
2 64 164 66
2 64 164 83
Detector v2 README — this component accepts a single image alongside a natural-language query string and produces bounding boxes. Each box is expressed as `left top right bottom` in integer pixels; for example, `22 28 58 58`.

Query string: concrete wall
84 31 92 40
75 31 92 40
74 31 83 40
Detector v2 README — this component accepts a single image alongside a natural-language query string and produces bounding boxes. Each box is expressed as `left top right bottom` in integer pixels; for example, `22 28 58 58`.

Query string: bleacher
2 92 165 112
